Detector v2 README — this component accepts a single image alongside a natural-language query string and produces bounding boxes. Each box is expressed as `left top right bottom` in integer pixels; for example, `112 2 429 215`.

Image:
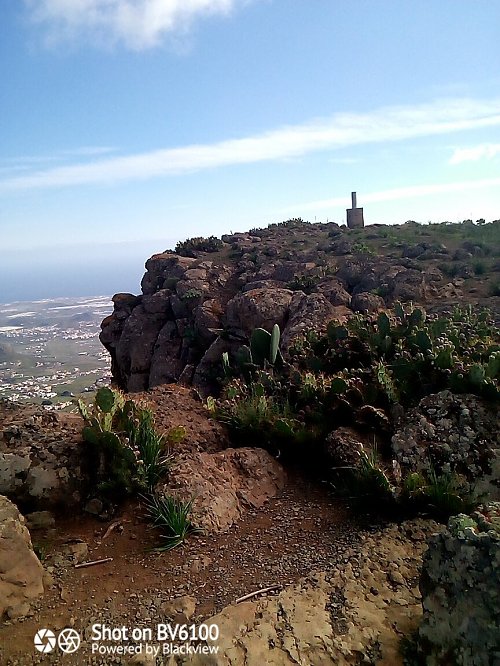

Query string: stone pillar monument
346 191 364 229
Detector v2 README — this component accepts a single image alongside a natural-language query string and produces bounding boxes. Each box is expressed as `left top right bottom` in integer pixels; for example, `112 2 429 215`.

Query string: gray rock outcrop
416 503 500 665
0 404 86 510
391 391 500 497
99 222 468 395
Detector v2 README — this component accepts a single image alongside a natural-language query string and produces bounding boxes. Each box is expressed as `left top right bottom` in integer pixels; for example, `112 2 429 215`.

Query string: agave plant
145 494 201 552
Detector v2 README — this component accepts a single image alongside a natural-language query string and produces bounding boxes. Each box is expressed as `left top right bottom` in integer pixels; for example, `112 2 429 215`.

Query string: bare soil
0 386 367 664
0 474 363 664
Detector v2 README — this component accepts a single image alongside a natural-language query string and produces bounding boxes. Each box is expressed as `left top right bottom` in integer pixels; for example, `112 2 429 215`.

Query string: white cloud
2 97 500 192
0 147 116 175
25 0 244 50
283 177 500 213
449 143 500 164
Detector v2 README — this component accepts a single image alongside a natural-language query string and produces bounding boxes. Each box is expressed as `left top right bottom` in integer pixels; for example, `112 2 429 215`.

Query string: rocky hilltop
100 219 500 396
1 218 499 664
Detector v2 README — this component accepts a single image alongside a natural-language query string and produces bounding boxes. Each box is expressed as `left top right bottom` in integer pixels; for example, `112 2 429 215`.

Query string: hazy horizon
0 238 178 302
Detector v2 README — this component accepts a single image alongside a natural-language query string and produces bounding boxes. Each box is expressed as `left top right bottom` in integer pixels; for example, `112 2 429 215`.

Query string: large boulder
225 288 293 337
416 504 500 665
115 304 170 392
0 495 44 619
389 268 425 302
351 291 385 313
324 427 365 467
194 299 223 346
141 254 195 295
282 292 347 349
102 257 236 391
148 321 183 387
163 448 286 532
316 278 351 307
191 337 232 398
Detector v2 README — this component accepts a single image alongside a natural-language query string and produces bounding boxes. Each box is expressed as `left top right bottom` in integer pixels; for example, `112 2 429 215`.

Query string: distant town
0 296 112 407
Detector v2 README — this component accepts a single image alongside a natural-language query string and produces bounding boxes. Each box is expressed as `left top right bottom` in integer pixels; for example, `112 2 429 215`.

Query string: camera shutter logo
58 628 81 654
34 629 56 653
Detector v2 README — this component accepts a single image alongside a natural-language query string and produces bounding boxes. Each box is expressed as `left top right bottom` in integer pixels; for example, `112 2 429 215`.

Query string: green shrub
175 235 223 257
399 630 420 666
268 217 307 229
33 542 48 562
441 263 461 278
332 454 480 520
351 241 374 255
332 449 396 510
164 277 180 290
473 260 486 275
402 468 480 521
209 375 317 455
181 288 203 301
287 274 320 294
209 303 498 515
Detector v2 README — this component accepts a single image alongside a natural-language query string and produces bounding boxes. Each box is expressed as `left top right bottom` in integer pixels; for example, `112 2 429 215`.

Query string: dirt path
0 386 439 665
0 472 364 664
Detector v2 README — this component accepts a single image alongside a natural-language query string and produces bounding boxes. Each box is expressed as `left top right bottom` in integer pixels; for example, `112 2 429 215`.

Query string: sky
1 0 500 300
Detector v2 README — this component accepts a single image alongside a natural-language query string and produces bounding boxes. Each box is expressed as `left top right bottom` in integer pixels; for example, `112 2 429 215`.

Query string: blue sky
1 0 500 300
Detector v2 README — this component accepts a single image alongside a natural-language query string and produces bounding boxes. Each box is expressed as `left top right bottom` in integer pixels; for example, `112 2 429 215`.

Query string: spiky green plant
416 469 480 521
332 449 396 510
399 466 481 521
129 410 172 490
78 388 171 498
145 494 201 551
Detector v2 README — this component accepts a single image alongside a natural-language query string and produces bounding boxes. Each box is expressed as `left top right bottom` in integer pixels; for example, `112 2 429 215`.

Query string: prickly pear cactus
250 327 272 366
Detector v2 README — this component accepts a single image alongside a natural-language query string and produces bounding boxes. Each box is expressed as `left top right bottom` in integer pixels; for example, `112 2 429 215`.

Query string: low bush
473 260 486 275
332 452 480 520
287 274 320 294
441 263 461 278
175 236 223 257
332 449 396 511
208 380 308 454
489 281 500 296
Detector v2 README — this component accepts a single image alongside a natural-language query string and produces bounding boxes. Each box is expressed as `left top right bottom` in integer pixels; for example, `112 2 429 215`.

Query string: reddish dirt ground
0 386 366 664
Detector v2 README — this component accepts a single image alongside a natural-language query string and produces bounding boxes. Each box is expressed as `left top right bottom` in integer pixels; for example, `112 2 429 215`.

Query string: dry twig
235 585 282 604
99 521 122 543
74 557 113 569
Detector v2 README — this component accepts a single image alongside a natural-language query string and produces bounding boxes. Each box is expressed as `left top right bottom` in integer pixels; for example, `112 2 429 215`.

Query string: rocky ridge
100 220 500 397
